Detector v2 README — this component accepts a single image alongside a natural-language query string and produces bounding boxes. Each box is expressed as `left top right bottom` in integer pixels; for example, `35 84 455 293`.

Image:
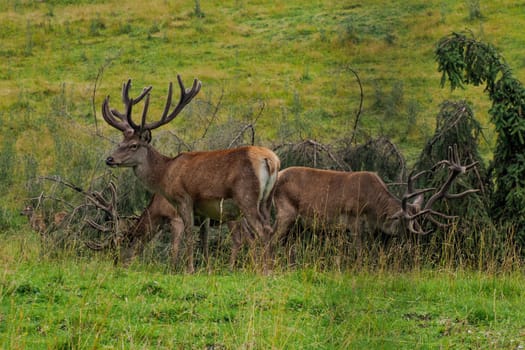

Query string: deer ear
140 130 152 143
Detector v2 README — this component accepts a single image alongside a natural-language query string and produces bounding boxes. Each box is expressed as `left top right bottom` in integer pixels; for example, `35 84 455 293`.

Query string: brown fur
20 206 47 234
273 167 411 247
53 211 67 227
118 193 246 268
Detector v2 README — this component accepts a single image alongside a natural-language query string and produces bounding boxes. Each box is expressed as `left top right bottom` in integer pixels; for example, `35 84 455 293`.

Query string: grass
1 229 525 349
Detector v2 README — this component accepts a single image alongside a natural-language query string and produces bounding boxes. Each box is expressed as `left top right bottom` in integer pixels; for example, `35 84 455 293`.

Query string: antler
102 80 152 132
101 75 201 134
423 144 479 212
402 144 479 234
84 181 122 251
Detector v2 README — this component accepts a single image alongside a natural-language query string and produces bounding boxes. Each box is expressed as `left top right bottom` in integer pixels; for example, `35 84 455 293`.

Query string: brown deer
273 145 478 248
53 211 68 227
21 205 47 234
101 75 279 272
86 190 248 269
21 205 68 234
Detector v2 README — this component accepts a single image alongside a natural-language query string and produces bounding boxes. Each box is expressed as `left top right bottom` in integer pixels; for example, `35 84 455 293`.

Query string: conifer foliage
436 32 525 240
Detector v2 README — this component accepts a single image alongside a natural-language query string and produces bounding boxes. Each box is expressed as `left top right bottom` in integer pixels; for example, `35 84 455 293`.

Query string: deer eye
129 143 139 151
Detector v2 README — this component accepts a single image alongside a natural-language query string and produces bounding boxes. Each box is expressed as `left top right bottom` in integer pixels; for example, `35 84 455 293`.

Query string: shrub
435 31 525 245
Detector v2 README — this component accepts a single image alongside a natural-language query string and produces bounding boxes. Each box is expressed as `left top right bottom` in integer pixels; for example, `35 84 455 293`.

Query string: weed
24 20 33 56
89 15 106 36
193 0 205 18
466 0 483 21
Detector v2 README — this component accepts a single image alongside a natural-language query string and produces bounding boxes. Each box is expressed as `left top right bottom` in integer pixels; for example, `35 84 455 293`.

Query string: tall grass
2 228 525 349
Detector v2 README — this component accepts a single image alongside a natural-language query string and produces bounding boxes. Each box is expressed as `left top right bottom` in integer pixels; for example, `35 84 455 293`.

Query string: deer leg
170 217 185 270
199 218 210 268
228 220 242 269
276 217 298 266
179 203 195 274
350 217 363 264
273 197 299 266
240 208 273 272
228 219 255 269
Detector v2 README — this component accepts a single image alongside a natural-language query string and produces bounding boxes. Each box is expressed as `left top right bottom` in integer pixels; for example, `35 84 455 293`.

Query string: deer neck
133 145 172 194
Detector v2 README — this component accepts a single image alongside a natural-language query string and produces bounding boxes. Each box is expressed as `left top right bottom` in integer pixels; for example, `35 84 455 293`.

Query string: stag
101 75 279 272
273 145 478 248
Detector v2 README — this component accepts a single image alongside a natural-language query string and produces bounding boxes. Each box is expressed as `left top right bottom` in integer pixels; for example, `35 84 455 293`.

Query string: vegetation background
2 0 525 348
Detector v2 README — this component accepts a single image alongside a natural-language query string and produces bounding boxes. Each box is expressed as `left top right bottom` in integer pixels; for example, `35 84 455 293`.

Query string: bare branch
348 67 363 146
200 85 224 139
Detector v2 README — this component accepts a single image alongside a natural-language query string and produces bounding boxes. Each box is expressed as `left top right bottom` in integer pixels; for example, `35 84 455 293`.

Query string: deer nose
106 157 116 166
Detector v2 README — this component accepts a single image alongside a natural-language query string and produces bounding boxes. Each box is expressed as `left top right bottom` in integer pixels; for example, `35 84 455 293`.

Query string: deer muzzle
106 156 119 167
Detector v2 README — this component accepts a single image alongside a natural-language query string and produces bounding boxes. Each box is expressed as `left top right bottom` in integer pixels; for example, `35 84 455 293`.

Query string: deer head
102 75 201 168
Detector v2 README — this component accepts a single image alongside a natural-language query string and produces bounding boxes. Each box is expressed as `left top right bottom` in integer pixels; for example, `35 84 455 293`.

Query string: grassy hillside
1 0 525 210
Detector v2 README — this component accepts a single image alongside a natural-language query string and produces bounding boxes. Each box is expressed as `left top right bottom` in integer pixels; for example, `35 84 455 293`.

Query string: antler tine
401 169 434 214
401 188 434 211
407 219 432 235
142 75 202 131
121 79 152 106
445 188 480 199
86 219 112 232
405 209 455 235
88 191 111 212
108 181 118 215
102 96 130 131
161 81 174 123
407 169 430 193
425 213 456 228
124 81 153 131
140 92 151 132
102 79 153 132
84 217 116 251
84 239 110 251
423 145 479 212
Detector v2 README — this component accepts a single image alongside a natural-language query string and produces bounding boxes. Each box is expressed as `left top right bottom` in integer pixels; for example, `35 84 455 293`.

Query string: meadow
2 0 525 348
2 230 525 349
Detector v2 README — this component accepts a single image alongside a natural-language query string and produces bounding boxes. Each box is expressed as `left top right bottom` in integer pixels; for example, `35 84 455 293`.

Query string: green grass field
2 1 525 348
2 230 525 349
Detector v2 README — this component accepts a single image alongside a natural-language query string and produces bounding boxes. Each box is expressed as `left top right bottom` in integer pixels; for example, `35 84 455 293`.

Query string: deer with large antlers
101 75 279 272
273 145 478 251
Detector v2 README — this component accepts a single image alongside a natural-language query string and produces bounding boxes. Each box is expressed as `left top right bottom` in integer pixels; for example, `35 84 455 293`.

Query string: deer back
273 167 407 236
159 146 279 204
275 167 400 217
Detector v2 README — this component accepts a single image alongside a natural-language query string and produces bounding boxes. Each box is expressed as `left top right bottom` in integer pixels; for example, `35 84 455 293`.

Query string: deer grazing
85 189 247 269
273 145 479 248
101 75 279 272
